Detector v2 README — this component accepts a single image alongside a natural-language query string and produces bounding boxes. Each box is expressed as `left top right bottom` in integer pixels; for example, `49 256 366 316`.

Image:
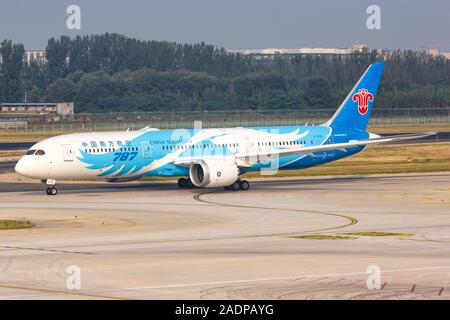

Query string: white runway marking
126 265 450 291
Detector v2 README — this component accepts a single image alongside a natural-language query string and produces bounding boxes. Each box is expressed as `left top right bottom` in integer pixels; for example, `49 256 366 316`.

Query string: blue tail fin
324 61 384 131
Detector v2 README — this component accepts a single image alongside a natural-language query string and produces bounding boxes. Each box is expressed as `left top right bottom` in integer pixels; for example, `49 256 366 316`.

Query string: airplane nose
15 157 29 176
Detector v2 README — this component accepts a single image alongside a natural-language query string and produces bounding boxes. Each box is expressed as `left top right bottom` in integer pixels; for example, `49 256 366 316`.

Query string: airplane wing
173 132 435 167
235 131 436 160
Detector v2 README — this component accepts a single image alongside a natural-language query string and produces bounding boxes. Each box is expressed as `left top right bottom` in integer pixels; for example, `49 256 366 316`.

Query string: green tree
0 40 25 101
44 78 75 102
46 36 70 82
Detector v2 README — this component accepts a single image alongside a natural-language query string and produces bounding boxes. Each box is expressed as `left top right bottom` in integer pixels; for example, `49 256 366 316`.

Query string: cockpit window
35 150 46 156
26 149 36 155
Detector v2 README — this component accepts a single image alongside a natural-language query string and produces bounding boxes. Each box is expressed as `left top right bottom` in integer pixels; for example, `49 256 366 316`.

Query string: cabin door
61 144 74 162
141 141 151 159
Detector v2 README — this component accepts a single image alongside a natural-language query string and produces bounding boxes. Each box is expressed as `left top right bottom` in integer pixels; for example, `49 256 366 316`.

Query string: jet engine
189 159 239 188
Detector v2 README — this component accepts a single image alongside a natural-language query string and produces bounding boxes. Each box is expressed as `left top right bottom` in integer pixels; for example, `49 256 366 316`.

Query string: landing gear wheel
223 186 231 191
239 180 249 191
231 181 241 191
178 178 187 188
186 179 195 189
46 186 57 196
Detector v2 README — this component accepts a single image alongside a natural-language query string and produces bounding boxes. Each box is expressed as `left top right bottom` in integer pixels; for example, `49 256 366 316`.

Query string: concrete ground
0 173 449 299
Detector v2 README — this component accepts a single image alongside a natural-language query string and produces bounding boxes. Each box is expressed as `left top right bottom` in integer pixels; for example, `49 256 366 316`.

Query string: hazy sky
1 0 449 50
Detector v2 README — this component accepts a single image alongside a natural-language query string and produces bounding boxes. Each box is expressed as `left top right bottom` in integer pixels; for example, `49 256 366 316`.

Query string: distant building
228 45 369 60
24 50 46 64
1 102 74 116
0 49 47 64
426 47 450 59
231 44 450 61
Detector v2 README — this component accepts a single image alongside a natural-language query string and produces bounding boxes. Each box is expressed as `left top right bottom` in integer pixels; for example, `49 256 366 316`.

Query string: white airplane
15 61 434 195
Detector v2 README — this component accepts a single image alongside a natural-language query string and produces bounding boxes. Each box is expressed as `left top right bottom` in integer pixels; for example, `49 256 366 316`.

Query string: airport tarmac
0 173 449 299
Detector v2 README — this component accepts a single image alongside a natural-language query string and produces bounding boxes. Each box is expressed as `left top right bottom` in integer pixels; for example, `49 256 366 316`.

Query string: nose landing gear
44 179 57 196
46 186 58 196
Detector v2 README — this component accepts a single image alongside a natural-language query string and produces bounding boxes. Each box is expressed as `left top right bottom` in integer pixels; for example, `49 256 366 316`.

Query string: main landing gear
223 179 250 191
177 177 250 191
44 179 57 196
177 177 196 189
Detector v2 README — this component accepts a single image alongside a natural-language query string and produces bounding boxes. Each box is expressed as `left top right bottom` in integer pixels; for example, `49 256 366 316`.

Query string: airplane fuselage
16 125 367 181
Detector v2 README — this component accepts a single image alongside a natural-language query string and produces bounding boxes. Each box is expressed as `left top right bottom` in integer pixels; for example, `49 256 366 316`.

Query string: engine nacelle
189 159 239 188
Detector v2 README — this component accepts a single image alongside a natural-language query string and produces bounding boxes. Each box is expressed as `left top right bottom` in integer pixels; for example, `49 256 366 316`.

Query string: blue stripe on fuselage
76 125 369 178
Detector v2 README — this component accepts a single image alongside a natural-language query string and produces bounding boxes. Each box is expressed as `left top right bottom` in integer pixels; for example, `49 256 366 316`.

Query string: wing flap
236 131 435 160
173 132 435 167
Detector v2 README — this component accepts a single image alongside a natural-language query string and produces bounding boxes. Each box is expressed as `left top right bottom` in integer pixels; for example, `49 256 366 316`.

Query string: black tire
223 186 231 191
186 179 194 188
240 180 250 191
178 178 187 188
46 186 57 195
231 181 241 191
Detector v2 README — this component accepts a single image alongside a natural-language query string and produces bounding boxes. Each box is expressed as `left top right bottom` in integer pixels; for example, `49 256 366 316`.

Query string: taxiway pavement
0 173 449 299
